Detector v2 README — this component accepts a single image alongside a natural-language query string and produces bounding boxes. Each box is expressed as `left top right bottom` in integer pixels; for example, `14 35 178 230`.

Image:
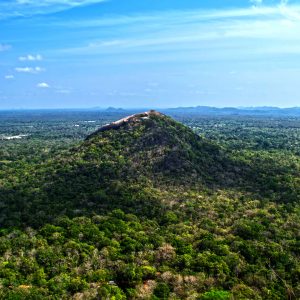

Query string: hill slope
1 110 299 228
0 111 299 299
85 110 241 185
0 111 235 225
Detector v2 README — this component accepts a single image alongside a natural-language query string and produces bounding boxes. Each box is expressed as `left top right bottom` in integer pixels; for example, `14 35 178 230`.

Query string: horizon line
1 105 300 111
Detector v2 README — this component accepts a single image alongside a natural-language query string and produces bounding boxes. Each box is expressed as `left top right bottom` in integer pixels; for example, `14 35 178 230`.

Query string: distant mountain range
105 106 300 116
163 106 300 116
3 106 300 116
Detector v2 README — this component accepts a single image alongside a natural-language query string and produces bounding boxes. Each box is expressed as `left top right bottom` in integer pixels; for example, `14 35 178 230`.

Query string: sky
1 0 300 109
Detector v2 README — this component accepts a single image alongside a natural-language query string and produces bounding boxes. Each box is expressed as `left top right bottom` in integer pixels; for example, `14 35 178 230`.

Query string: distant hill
163 106 300 116
101 106 300 116
2 106 300 117
105 107 127 113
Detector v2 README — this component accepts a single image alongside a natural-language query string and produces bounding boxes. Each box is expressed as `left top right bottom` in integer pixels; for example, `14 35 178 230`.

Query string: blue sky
1 0 300 109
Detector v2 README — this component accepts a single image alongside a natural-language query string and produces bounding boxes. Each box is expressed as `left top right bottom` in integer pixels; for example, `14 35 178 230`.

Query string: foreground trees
0 112 299 298
0 202 299 299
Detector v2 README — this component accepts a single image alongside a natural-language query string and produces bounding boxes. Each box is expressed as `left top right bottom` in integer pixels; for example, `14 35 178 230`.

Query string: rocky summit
93 110 163 133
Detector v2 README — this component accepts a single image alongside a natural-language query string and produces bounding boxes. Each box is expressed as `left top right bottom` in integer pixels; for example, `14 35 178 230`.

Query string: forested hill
0 111 299 299
1 110 299 228
2 110 237 227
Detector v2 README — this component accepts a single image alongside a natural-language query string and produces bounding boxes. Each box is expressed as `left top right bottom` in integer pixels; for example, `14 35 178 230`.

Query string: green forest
0 110 299 299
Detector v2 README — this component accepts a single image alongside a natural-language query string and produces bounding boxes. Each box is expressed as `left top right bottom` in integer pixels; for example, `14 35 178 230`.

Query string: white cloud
15 66 45 73
37 82 50 88
56 89 71 94
0 0 107 20
57 5 292 29
19 54 43 61
250 0 263 6
4 75 14 80
57 3 300 59
279 3 300 20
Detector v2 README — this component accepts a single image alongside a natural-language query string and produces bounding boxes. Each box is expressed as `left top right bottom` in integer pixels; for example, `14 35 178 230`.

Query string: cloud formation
59 4 300 58
56 89 71 94
1 0 300 108
15 67 45 73
4 75 14 80
37 82 50 88
0 0 107 19
250 0 263 6
19 54 42 61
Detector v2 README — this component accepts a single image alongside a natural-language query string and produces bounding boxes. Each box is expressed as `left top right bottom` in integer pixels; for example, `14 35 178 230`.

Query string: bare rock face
95 110 164 133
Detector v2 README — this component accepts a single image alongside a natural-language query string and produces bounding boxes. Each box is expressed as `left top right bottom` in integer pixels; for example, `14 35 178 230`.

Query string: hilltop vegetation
0 110 299 299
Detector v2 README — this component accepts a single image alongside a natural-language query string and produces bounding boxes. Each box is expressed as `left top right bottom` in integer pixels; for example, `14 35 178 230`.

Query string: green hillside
0 110 235 226
0 111 299 299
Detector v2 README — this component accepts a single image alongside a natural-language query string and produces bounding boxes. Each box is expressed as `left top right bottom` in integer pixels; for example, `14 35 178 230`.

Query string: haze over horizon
1 0 300 109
